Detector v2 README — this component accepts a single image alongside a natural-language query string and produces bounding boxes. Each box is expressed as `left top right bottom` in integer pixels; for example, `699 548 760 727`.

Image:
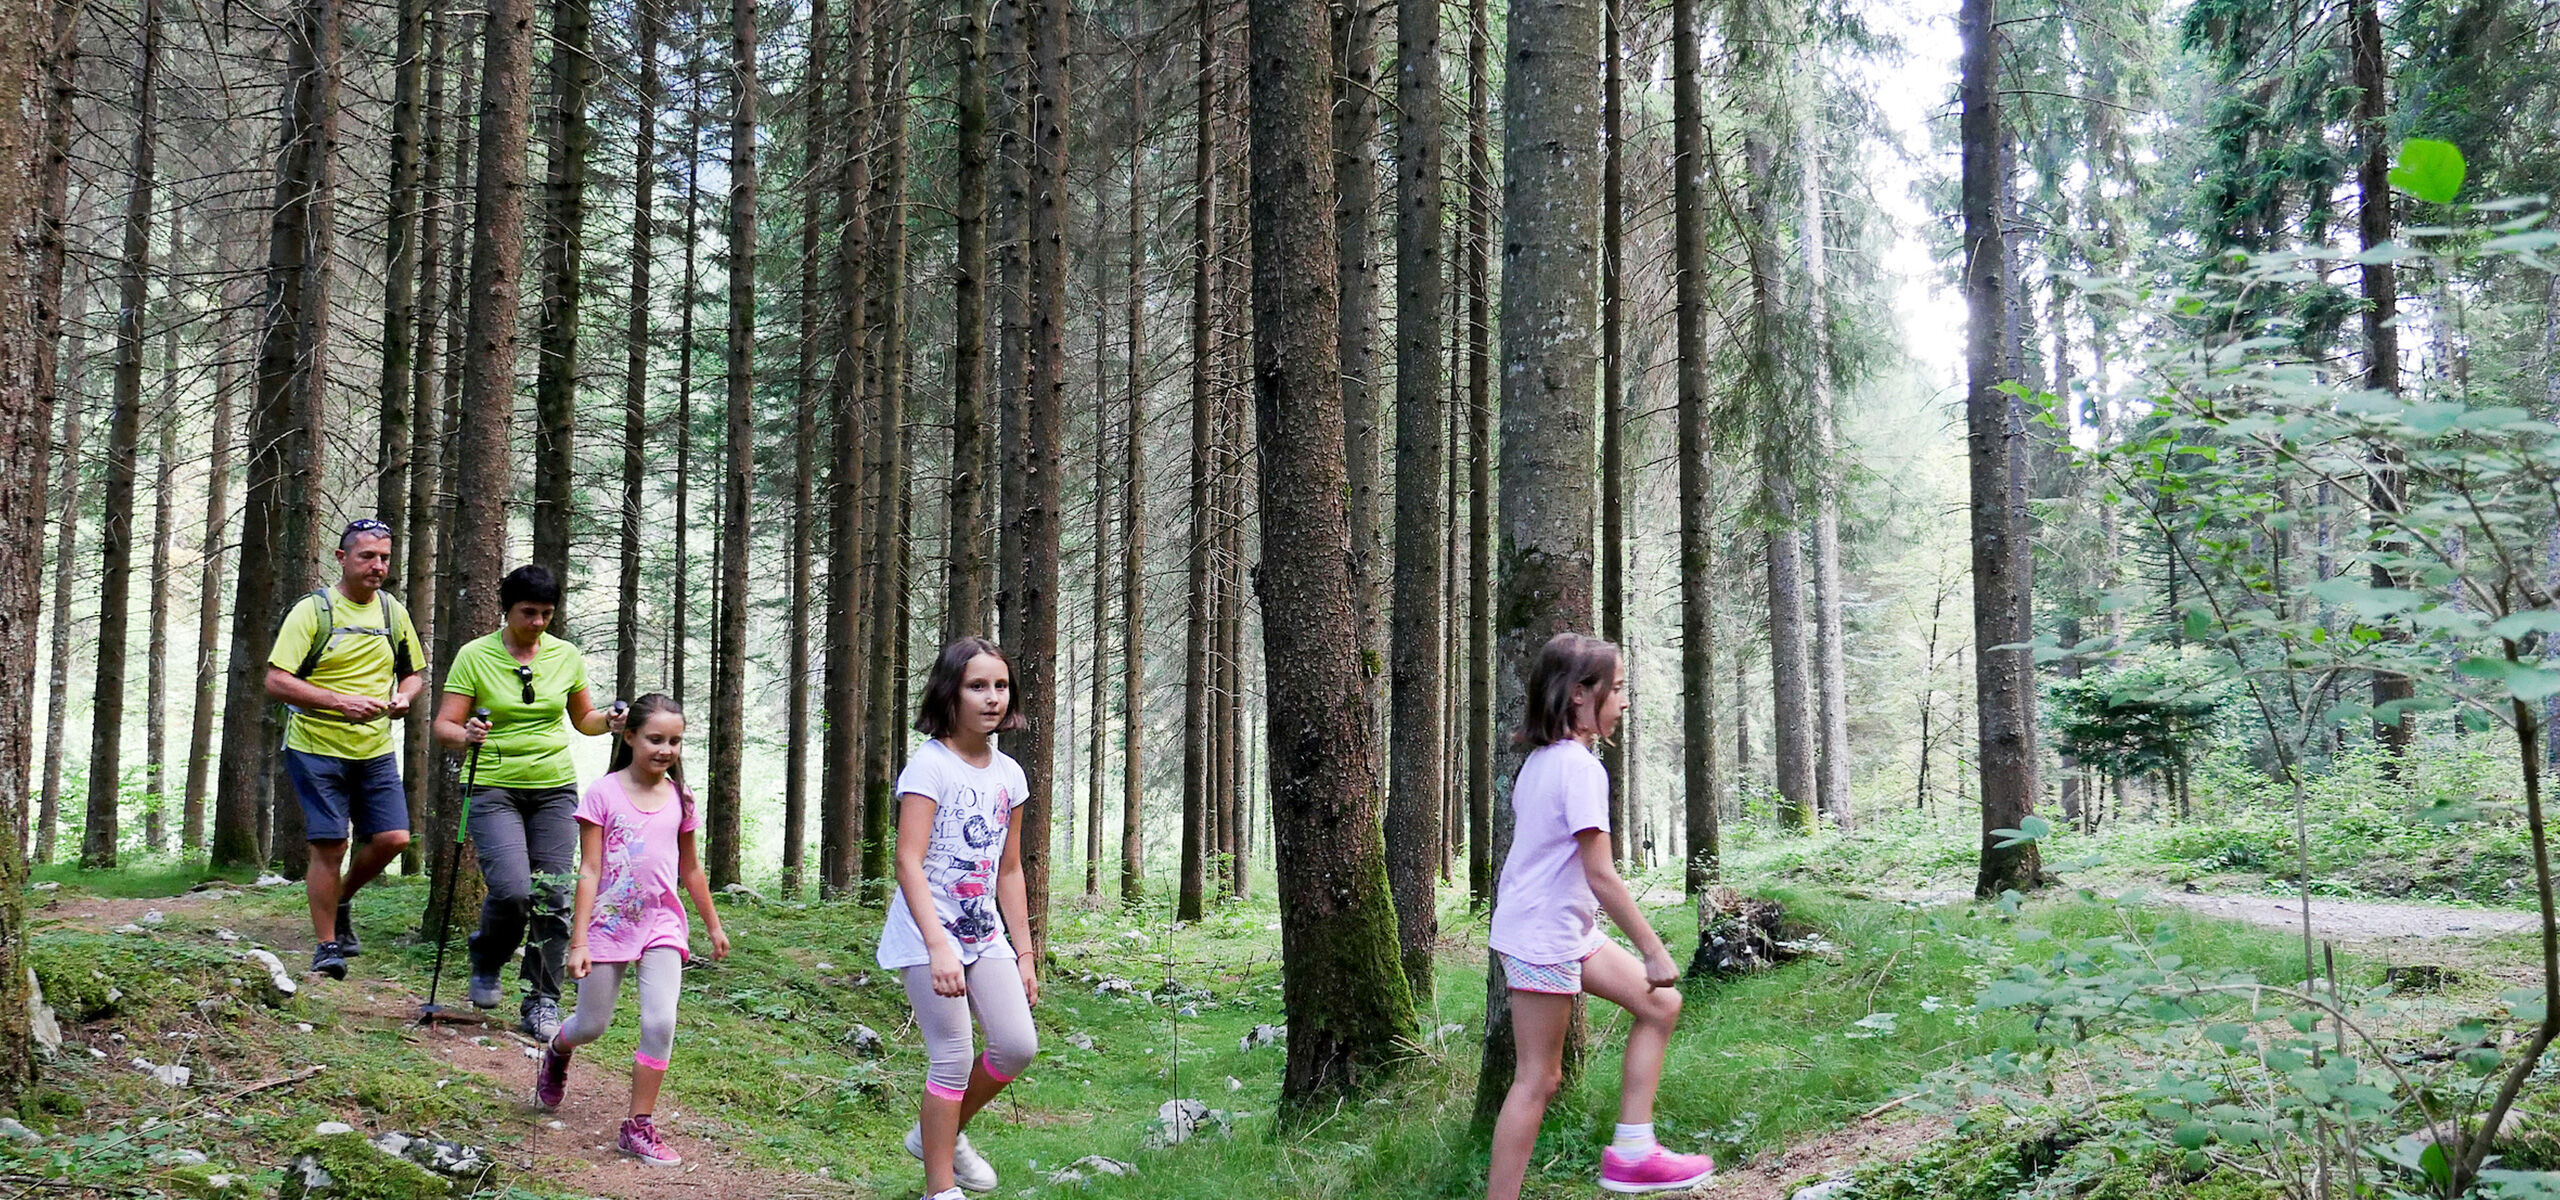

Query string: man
265 519 428 979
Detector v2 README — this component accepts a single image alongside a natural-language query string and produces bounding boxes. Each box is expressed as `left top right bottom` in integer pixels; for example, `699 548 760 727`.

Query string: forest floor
8 861 2549 1200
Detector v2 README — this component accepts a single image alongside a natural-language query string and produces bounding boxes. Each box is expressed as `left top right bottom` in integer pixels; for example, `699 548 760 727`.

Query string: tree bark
1673 0 1719 892
709 0 758 888
1119 52 1148 910
1600 0 1625 862
1250 0 1417 1108
783 0 825 898
1336 0 1384 738
379 0 427 544
944 9 990 644
39 341 82 866
0 0 52 1093
532 0 595 592
1802 110 1851 832
26 0 79 866
1386 0 1445 1002
1962 0 2040 897
862 14 912 897
1013 0 1069 949
1473 0 1602 1121
186 283 241 852
1463 0 1494 908
2351 0 2409 763
217 0 342 869
88 0 164 868
672 39 704 713
145 216 183 853
399 0 450 872
1180 0 1217 921
615 0 660 707
821 0 875 900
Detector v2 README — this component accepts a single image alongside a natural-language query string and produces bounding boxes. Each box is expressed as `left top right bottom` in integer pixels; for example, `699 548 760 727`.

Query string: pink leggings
902 956 1037 1100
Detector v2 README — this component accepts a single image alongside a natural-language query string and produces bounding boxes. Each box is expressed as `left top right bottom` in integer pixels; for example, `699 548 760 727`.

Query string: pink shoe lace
619 1115 681 1166
1599 1144 1715 1193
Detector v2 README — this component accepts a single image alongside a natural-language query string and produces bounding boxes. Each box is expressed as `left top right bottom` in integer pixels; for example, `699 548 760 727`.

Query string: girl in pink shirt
531 694 730 1167
1485 633 1712 1197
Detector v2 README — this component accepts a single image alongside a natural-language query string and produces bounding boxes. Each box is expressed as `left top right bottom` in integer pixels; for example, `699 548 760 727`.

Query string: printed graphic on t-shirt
592 809 654 946
929 783 1010 950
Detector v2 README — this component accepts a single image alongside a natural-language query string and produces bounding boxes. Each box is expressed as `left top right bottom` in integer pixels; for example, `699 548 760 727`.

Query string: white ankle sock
1613 1122 1656 1154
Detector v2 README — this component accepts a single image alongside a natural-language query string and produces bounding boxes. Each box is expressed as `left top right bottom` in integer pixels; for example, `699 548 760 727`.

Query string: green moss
278 1132 451 1200
28 932 255 1022
164 1162 264 1199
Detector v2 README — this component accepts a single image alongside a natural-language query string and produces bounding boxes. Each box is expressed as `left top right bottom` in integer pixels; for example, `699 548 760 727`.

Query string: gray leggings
903 956 1038 1100
554 947 683 1070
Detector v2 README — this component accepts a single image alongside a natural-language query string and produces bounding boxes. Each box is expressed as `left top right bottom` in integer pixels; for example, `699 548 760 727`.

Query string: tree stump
1687 886 1792 981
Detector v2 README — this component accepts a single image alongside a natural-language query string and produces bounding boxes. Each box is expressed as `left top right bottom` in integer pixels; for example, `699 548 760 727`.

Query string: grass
5 858 2482 1200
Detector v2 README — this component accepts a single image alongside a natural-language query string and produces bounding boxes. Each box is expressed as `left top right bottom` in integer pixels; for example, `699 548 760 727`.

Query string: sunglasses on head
515 663 535 705
343 518 391 538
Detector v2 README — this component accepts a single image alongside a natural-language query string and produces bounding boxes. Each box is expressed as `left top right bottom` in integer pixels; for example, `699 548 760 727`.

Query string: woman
433 564 618 1040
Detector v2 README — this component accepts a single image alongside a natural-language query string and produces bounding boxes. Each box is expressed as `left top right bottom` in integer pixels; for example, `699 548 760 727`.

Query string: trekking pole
420 707 490 1024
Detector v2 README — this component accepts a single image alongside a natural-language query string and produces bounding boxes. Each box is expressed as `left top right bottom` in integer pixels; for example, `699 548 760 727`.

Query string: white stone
27 969 61 1059
141 910 166 925
163 1148 210 1166
1226 1076 1242 1092
1066 1032 1095 1051
242 949 298 1000
0 1118 42 1146
214 929 242 942
253 874 288 887
814 962 835 972
1791 1179 1855 1200
314 1121 355 1135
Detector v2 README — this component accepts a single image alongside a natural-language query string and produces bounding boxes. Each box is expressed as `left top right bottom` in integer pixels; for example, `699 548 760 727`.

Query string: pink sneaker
619 1115 681 1166
532 1041 571 1111
1600 1145 1716 1193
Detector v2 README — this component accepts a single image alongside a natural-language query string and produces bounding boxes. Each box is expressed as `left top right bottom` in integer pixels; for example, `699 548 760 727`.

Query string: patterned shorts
1498 949 1594 995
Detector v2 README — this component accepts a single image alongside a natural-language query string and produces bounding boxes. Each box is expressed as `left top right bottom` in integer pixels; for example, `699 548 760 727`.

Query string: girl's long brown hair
1516 632 1621 747
913 637 1026 737
610 692 692 822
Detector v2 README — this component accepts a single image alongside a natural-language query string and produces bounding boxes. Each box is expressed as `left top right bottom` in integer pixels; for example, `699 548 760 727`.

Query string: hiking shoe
467 973 503 1010
1599 1145 1715 1194
519 997 563 1042
906 1123 999 1192
619 1115 681 1166
532 1040 572 1110
309 941 347 981
334 897 361 957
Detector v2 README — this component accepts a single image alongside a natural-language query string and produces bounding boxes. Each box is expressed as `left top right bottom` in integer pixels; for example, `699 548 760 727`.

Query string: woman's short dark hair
1517 632 1621 747
499 564 562 611
913 636 1026 738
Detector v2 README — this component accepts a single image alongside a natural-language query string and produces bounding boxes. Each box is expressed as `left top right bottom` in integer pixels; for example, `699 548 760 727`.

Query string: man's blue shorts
281 750 410 843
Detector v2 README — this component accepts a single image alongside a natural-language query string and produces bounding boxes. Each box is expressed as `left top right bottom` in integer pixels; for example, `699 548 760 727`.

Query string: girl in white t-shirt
1485 632 1712 1198
881 637 1039 1199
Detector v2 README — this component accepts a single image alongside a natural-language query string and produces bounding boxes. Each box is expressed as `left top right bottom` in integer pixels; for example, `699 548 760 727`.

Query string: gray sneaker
905 1123 998 1192
467 973 503 1009
519 996 563 1042
310 940 347 981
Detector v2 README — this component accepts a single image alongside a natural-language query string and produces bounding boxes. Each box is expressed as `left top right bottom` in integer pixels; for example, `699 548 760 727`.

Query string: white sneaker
905 1123 999 1192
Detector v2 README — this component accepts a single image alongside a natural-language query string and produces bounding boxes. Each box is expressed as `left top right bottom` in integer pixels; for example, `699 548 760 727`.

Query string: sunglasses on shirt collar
514 663 535 706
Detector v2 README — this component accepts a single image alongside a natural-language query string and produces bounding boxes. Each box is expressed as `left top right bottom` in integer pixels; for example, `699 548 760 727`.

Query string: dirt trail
1875 885 2536 944
35 882 862 1200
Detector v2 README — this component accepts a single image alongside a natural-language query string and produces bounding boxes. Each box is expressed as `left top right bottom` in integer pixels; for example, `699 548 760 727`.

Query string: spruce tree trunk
1386 0 1445 1001
1801 111 1851 831
39 350 81 866
145 218 182 853
616 0 659 706
1599 0 1625 861
1180 0 1216 921
89 0 165 868
185 290 240 852
1474 0 1601 1120
992 0 1025 653
1335 0 1384 736
862 20 911 897
1119 56 1147 909
217 0 341 869
378 0 427 547
1249 0 1417 1106
943 9 990 644
0 0 51 1096
709 0 758 888
1087 366 1108 899
1763 490 1814 831
532 0 594 591
2351 0 2409 762
399 2 449 872
1672 0 1719 891
1015 0 1070 949
1961 0 2039 897
672 41 703 713
1462 0 1494 908
783 0 825 898
821 0 875 900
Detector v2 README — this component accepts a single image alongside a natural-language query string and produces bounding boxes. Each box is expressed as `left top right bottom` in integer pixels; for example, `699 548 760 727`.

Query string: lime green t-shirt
442 631 592 788
266 587 428 761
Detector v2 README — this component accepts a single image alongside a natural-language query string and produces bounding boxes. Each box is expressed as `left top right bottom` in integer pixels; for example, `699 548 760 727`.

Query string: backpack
284 587 419 681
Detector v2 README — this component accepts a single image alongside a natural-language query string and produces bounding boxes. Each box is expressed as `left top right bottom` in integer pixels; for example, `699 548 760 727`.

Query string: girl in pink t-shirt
532 694 730 1167
1485 633 1712 1198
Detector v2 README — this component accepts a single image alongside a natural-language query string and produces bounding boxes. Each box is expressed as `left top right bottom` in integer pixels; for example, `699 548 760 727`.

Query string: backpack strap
381 592 417 678
292 588 334 679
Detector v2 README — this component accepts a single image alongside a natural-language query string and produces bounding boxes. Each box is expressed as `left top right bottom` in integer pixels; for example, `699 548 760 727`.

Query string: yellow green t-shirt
441 631 592 788
266 587 427 761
